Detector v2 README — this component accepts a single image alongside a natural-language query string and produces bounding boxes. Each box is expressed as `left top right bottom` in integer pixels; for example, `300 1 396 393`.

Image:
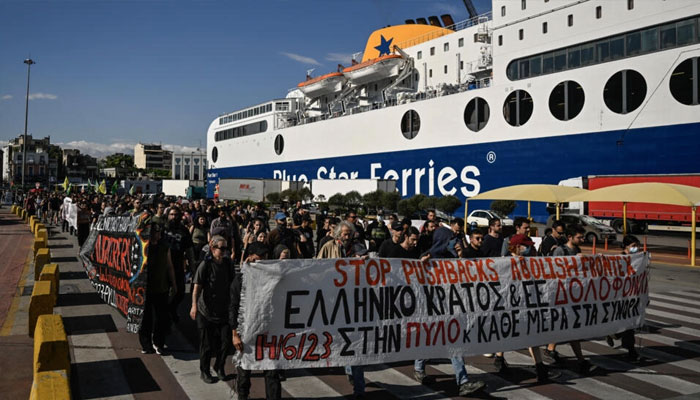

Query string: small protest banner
79 214 151 333
237 253 650 369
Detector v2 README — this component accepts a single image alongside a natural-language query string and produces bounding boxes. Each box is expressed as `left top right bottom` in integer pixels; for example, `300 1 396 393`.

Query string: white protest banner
237 253 650 370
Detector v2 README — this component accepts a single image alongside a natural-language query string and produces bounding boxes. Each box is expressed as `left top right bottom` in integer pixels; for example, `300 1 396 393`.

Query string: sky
0 0 490 158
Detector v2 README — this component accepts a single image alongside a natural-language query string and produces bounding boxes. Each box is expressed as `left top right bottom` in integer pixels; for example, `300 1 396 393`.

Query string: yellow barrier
34 223 45 236
33 314 70 377
28 281 54 337
11 205 16 213
30 216 37 232
36 228 49 244
33 238 47 258
35 248 51 281
21 209 28 222
39 264 60 306
29 370 71 400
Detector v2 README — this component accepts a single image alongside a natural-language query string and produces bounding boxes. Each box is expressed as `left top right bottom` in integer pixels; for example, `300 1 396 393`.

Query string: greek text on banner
237 253 649 370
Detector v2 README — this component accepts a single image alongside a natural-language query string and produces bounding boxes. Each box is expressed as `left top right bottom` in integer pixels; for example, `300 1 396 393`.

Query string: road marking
433 362 550 400
636 332 700 354
282 369 344 398
648 300 700 315
0 249 34 336
364 364 450 399
650 293 700 307
646 308 700 326
646 317 700 338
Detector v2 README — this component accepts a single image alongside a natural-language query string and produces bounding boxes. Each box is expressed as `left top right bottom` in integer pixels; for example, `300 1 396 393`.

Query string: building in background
134 143 172 171
62 149 98 181
172 150 207 183
1 135 60 187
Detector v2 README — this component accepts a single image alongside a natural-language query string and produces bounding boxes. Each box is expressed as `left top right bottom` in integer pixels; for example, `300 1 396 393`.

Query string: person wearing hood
164 206 196 324
267 212 301 258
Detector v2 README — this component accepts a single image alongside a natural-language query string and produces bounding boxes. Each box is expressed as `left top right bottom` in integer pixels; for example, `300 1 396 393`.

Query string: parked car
467 209 514 227
546 214 616 244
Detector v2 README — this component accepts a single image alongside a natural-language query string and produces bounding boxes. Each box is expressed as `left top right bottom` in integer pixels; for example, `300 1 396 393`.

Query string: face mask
629 246 639 254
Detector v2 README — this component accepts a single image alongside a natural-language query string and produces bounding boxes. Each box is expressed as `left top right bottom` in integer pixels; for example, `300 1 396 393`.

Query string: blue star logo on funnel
374 35 393 56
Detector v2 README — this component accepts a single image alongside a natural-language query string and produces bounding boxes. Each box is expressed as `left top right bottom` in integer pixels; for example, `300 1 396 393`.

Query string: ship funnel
416 17 428 25
404 19 415 24
440 14 455 28
428 16 442 27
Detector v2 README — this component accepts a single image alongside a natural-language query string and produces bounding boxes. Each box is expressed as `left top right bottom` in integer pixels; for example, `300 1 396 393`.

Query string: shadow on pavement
72 358 160 399
59 271 88 280
57 292 105 307
63 314 117 335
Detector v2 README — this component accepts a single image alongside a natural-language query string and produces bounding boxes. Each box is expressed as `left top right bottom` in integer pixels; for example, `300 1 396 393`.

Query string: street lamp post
22 58 35 189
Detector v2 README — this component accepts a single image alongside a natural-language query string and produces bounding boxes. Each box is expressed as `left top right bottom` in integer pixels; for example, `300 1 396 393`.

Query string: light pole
22 58 35 188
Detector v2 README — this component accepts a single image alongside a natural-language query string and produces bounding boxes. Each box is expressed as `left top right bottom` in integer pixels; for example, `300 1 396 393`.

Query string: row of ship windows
214 120 268 142
505 15 700 80
502 0 634 17
399 59 700 138
416 37 465 60
218 102 293 125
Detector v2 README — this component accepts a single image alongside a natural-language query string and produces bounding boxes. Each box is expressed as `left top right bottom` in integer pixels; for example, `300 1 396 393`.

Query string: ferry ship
206 0 700 219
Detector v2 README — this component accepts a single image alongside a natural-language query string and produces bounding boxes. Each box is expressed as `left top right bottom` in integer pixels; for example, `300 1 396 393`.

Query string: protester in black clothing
346 211 366 242
164 207 196 323
368 218 389 252
385 227 420 258
190 235 234 383
418 220 437 254
268 212 301 258
539 220 566 256
316 217 331 251
231 247 282 400
481 217 504 257
378 221 403 257
462 227 486 258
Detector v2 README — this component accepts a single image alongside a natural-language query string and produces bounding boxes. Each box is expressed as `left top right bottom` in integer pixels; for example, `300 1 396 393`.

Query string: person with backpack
539 220 567 256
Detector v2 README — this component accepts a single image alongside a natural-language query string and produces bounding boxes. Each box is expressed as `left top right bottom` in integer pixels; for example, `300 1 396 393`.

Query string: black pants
169 268 186 321
78 223 90 247
619 329 636 351
196 313 230 373
139 292 169 350
236 367 281 400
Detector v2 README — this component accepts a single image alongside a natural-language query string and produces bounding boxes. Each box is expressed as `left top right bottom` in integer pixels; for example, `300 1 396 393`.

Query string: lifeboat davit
342 54 403 85
297 72 347 98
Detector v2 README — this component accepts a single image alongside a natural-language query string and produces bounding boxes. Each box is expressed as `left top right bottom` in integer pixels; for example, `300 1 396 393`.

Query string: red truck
555 174 700 233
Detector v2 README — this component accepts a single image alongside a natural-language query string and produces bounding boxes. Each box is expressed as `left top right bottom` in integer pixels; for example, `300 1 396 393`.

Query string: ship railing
393 11 492 50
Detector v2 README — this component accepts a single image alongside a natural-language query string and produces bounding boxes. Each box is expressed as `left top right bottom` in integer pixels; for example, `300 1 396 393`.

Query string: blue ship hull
207 122 700 222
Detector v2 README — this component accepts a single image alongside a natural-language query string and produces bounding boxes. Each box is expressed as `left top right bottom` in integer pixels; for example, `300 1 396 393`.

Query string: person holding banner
191 235 235 383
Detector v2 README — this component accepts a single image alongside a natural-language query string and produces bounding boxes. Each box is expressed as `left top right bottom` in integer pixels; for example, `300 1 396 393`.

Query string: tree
381 191 401 211
298 187 314 202
345 190 362 208
281 189 301 202
491 200 517 216
266 192 281 205
362 190 384 210
397 198 417 217
328 193 346 208
419 196 438 211
102 153 135 169
436 195 462 217
408 194 427 215
316 194 326 202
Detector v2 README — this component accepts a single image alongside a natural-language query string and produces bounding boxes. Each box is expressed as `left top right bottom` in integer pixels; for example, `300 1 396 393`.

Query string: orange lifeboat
342 54 403 85
297 72 347 98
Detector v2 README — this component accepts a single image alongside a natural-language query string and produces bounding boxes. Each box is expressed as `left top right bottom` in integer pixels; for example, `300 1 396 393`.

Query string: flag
66 183 72 196
86 179 93 193
110 180 119 195
129 185 135 195
99 179 107 195
62 176 69 191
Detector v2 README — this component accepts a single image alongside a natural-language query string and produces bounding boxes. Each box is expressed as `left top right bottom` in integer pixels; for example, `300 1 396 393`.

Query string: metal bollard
592 235 597 254
604 237 608 251
643 236 647 252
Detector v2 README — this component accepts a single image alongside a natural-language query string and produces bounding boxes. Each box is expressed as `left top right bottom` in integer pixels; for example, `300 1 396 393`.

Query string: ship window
568 15 573 27
460 61 464 70
521 0 526 10
519 29 524 40
610 36 624 59
444 65 448 74
660 22 677 49
417 51 422 60
640 27 658 53
627 0 634 10
503 90 533 127
597 41 610 62
498 35 503 46
554 49 567 72
444 43 449 52
596 6 602 19
430 47 435 56
604 69 647 114
458 38 464 47
530 55 542 76
568 46 581 68
549 80 585 121
519 59 530 78
274 135 284 155
677 20 696 45
670 57 700 105
501 6 506 17
429 69 433 78
542 52 554 74
542 22 547 34
401 110 420 139
212 147 218 163
626 32 641 55
464 97 490 132
506 62 517 79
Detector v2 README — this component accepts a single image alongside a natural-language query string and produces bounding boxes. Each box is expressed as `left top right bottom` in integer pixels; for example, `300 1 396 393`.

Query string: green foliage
436 195 462 216
345 190 362 207
102 153 134 169
397 199 415 217
328 193 346 207
298 187 314 201
418 196 438 211
491 200 517 216
362 191 384 210
150 169 171 178
381 191 401 211
281 189 302 202
266 192 281 204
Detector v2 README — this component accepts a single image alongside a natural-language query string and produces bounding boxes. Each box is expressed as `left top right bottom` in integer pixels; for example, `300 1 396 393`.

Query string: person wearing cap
190 235 235 384
231 245 282 400
268 211 301 258
297 214 315 258
378 220 404 257
501 217 531 256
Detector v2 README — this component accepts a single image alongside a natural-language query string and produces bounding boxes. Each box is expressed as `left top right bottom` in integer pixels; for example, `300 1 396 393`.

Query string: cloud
55 140 200 159
28 92 57 100
325 52 355 64
280 52 321 66
1 94 12 100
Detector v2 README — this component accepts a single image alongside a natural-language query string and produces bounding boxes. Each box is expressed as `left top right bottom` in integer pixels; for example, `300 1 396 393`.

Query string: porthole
549 80 585 121
603 69 647 114
274 135 284 155
464 97 490 132
212 147 218 163
401 110 420 139
503 90 533 127
670 57 700 105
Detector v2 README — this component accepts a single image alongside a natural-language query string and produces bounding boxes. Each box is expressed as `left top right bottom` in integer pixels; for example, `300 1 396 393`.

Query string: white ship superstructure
206 0 700 219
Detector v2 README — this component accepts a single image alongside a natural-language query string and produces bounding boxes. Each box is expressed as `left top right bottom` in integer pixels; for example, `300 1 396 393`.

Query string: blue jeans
414 357 468 385
344 365 365 394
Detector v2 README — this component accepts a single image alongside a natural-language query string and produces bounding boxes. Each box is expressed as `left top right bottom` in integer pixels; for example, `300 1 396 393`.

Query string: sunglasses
213 246 228 250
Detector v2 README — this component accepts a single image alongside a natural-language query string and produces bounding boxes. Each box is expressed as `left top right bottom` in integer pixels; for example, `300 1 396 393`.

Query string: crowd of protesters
9 189 644 400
